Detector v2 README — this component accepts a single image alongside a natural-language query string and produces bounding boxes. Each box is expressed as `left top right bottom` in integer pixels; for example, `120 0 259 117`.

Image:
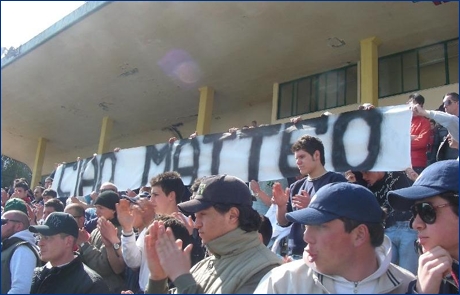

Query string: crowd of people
1 92 458 294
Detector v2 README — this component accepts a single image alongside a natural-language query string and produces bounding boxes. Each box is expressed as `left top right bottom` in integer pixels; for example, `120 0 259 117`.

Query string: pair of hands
416 246 455 293
271 182 311 210
144 220 194 282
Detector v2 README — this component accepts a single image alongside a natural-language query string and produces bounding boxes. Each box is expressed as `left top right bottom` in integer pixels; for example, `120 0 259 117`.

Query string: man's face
361 171 384 187
37 233 71 265
303 219 356 277
95 205 115 220
150 185 172 214
64 208 85 228
194 206 236 244
43 206 56 220
1 212 23 240
44 180 52 189
14 187 27 200
411 196 459 259
443 95 459 116
294 150 318 176
33 188 42 199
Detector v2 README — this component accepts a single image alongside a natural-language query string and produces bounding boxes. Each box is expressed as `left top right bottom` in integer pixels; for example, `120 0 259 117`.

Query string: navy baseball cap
388 160 459 211
286 182 383 225
178 175 253 214
29 212 79 239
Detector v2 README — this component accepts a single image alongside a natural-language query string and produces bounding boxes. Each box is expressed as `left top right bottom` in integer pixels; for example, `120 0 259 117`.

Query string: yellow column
360 36 381 106
31 137 48 187
97 116 113 154
196 86 214 135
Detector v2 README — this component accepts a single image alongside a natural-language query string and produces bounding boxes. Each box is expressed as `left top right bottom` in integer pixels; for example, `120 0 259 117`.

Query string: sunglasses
409 202 452 227
1 219 22 225
100 188 117 193
443 100 453 107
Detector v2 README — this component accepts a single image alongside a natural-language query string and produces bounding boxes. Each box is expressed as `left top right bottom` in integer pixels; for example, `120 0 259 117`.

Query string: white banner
52 105 412 198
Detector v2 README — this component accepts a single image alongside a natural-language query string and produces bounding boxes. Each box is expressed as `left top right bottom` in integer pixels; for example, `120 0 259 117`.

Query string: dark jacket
407 262 458 294
368 171 412 228
30 254 109 294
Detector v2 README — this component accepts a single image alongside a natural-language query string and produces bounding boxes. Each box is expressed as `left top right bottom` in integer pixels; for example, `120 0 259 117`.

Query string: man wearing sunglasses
1 210 41 293
387 160 458 294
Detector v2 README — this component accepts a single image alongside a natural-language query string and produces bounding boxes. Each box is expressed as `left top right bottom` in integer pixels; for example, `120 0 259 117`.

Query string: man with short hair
44 176 53 189
145 174 282 294
407 93 431 173
437 92 459 161
32 186 45 205
1 210 40 294
387 160 459 294
42 188 57 203
43 198 64 220
274 135 347 259
12 181 31 203
443 92 459 117
29 212 109 293
255 182 415 293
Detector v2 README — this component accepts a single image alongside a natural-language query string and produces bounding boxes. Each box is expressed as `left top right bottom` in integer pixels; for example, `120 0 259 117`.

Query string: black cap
94 191 120 211
178 175 252 214
29 212 79 239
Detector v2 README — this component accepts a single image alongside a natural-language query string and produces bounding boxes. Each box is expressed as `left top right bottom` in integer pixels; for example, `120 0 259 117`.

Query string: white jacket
254 235 415 294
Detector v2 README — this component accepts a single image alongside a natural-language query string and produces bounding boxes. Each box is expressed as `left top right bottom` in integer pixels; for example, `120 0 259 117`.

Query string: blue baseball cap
387 160 459 211
286 182 383 225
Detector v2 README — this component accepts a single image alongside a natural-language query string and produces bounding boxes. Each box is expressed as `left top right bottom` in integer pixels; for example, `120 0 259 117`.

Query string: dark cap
29 212 79 238
121 194 139 205
4 198 28 215
286 182 383 225
178 174 252 214
387 160 459 211
94 191 119 211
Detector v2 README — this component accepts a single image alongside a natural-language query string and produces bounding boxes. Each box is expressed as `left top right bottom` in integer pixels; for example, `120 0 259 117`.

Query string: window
379 38 458 98
277 65 358 119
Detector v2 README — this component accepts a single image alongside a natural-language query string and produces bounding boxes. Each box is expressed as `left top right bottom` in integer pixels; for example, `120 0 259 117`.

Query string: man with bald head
1 210 40 293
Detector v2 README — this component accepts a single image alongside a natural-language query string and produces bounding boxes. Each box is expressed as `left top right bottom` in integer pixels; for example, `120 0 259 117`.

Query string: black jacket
407 262 459 294
30 254 109 294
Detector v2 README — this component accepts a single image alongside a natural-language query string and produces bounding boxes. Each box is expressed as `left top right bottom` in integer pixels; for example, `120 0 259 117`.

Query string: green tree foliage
1 155 32 190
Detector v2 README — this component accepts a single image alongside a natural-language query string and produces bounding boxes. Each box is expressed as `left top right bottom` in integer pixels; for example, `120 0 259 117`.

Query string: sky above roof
1 1 85 50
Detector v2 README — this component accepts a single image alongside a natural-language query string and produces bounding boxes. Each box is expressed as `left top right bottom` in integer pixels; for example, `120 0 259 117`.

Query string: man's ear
228 207 240 224
313 150 320 161
352 224 369 247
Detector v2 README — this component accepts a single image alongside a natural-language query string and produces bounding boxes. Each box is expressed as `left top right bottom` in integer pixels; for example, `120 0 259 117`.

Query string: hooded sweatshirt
1 230 40 294
254 235 415 294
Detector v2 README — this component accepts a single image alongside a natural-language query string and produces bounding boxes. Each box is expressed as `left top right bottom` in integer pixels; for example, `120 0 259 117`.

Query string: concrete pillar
31 137 47 187
360 36 381 106
97 116 113 154
196 86 214 135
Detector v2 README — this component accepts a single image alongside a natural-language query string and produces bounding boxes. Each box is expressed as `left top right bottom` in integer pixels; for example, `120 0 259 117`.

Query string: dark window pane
402 51 418 92
447 40 459 84
337 69 346 106
325 71 338 109
296 78 311 114
345 66 358 105
317 74 327 110
379 55 402 97
278 83 293 118
419 44 446 89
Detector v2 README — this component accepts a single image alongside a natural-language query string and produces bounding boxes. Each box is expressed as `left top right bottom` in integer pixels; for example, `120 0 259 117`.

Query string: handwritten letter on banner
53 105 412 198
